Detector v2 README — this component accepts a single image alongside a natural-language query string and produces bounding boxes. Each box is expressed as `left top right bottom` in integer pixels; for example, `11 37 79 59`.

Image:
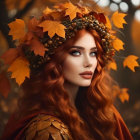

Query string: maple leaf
0 72 11 98
112 37 124 51
38 20 66 38
8 56 30 85
8 19 26 40
108 61 117 71
0 48 19 65
123 55 139 72
118 88 129 103
43 7 53 15
105 16 112 29
111 11 127 28
63 2 82 20
30 38 47 56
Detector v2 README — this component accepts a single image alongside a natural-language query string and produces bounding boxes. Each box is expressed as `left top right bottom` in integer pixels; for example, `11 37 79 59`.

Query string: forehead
73 31 96 48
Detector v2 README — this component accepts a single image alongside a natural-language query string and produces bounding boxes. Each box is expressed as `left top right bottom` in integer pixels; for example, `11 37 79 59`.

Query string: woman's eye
90 52 97 56
70 50 81 56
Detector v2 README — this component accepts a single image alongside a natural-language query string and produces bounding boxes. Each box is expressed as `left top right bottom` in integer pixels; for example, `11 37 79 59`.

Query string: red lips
79 71 93 79
79 71 93 75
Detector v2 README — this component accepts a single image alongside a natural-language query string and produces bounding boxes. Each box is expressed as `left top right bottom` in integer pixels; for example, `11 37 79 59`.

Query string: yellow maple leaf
105 16 112 29
112 37 124 51
63 2 82 20
38 20 66 38
118 88 129 103
8 19 26 40
111 11 127 28
43 7 53 15
8 56 30 85
123 55 139 72
108 61 117 70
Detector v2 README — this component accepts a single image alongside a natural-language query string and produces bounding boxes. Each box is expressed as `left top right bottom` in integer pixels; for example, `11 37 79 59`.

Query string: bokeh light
135 9 140 21
112 0 122 3
131 0 140 6
93 0 110 7
119 2 129 12
110 3 119 11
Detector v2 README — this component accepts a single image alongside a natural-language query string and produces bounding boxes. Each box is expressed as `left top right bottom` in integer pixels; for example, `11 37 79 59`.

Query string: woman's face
62 31 98 87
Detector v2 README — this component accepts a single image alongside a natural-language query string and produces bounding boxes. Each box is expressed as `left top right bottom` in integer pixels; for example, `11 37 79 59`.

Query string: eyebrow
71 46 97 51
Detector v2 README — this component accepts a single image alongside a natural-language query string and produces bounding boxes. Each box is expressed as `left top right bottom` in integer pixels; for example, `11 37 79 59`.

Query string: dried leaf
28 18 44 38
0 48 19 65
39 20 66 38
43 7 53 15
118 88 129 103
105 16 112 29
0 72 11 98
30 38 47 56
108 61 117 70
8 19 26 40
111 11 127 28
8 56 30 85
63 2 82 20
123 55 139 72
112 37 124 51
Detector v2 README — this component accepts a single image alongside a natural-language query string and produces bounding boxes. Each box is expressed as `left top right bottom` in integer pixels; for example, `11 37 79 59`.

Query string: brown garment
1 106 133 140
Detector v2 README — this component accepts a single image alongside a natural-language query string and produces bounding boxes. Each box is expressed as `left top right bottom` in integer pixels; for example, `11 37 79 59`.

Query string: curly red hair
16 29 118 140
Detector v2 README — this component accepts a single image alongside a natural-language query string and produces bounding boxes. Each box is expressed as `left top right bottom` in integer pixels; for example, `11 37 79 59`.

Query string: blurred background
0 0 140 139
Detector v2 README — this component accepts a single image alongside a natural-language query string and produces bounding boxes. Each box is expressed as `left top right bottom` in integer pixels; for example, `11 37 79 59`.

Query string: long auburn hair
16 29 118 140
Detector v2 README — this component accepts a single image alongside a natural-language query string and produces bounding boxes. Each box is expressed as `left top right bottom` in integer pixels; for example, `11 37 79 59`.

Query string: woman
1 2 133 140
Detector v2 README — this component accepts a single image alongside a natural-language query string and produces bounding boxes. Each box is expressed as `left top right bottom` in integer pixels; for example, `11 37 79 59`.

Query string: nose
83 54 92 67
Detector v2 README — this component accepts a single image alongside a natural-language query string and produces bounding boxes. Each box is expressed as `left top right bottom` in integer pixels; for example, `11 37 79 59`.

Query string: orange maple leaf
43 7 53 15
8 19 26 40
107 61 117 71
111 11 127 28
30 38 47 56
118 88 129 103
38 20 66 38
63 2 82 20
112 37 124 51
105 16 112 29
0 72 11 98
123 55 139 72
0 48 19 65
8 56 30 85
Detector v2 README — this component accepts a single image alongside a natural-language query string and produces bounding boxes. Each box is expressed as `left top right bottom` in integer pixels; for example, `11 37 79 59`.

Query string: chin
77 81 91 87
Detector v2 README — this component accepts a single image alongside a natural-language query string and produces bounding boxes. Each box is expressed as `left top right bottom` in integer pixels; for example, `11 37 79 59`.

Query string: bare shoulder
22 114 73 140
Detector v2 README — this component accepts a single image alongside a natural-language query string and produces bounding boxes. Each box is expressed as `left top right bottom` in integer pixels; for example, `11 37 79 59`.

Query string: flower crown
1 2 138 86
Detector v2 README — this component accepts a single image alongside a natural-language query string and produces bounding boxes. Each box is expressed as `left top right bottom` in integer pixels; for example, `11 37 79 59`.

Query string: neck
63 81 79 106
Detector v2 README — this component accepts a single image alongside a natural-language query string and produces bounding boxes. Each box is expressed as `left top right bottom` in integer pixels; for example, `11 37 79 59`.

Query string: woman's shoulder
22 113 73 140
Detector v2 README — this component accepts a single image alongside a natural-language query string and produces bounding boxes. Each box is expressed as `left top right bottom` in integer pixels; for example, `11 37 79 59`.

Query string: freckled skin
62 31 97 87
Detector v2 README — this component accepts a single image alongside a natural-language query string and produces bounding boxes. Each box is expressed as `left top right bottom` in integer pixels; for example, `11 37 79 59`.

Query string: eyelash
70 50 97 56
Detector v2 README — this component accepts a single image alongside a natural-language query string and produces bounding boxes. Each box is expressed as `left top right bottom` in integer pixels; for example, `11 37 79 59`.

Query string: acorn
44 43 48 47
72 22 76 27
48 40 53 44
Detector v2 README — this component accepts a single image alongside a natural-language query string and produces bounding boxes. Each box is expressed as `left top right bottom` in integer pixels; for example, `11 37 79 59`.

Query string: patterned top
22 114 73 140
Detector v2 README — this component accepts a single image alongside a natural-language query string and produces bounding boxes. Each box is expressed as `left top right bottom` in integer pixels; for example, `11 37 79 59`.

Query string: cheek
62 57 80 77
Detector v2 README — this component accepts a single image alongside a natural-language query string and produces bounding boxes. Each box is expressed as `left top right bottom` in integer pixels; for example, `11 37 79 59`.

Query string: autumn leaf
118 88 129 103
8 19 26 40
30 38 47 56
112 37 124 51
123 55 139 72
0 48 19 65
111 11 127 28
108 61 117 70
8 56 30 85
38 20 66 38
63 2 82 20
105 16 112 29
43 7 53 15
0 72 11 98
